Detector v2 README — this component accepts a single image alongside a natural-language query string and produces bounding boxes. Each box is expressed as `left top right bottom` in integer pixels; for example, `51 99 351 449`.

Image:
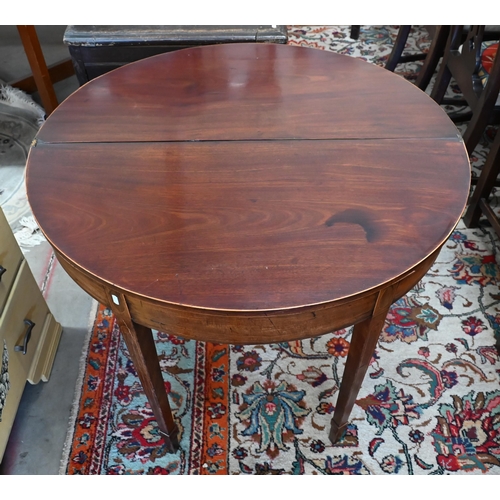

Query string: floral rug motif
60 26 500 475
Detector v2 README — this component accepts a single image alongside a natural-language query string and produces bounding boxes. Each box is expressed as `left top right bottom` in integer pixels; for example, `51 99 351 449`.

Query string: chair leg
463 46 500 154
350 26 361 40
415 25 450 90
463 128 500 230
16 25 59 116
385 26 412 72
430 26 464 103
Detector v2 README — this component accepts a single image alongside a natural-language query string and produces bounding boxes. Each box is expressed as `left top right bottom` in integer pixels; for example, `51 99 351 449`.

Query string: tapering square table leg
108 291 180 453
329 304 390 444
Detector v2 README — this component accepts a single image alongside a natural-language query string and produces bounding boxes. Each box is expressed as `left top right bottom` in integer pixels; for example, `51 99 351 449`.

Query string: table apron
54 246 442 344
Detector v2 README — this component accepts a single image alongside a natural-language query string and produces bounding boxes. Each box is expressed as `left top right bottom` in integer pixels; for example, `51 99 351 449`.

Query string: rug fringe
58 299 99 475
13 215 46 250
0 83 45 126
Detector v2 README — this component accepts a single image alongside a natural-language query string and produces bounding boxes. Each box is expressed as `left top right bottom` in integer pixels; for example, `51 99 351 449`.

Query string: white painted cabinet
0 208 62 461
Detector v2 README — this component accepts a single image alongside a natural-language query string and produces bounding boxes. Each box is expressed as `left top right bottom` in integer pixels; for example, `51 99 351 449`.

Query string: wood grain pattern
52 245 441 345
27 139 469 311
25 43 471 448
36 43 460 143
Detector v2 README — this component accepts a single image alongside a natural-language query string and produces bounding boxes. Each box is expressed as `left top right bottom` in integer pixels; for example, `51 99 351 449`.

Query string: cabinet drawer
0 209 23 316
0 260 50 377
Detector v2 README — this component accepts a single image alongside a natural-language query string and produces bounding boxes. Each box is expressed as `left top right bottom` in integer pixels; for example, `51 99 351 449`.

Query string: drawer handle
0 265 6 281
15 319 35 355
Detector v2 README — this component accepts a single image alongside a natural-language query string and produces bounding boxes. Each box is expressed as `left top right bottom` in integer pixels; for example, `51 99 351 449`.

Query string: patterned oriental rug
60 26 500 475
0 83 46 246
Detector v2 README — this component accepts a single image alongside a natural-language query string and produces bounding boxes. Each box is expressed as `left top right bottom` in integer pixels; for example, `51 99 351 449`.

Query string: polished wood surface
28 139 468 312
25 43 470 451
36 43 459 143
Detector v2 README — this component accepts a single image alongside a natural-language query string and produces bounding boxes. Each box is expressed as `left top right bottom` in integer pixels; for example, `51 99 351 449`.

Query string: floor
0 26 96 474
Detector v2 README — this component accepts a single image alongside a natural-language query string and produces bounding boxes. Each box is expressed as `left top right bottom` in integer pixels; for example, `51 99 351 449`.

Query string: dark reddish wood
330 299 391 442
26 139 469 311
16 25 59 116
36 44 459 144
25 44 471 448
108 291 179 452
52 246 441 345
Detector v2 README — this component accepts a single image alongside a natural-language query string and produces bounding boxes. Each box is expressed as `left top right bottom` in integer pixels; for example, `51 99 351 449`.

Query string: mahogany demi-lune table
25 43 470 453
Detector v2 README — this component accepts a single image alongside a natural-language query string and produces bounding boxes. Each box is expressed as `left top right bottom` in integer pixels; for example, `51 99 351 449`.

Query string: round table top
26 43 470 312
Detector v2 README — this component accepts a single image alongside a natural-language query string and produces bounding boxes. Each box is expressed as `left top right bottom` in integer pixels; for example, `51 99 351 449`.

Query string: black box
64 25 288 85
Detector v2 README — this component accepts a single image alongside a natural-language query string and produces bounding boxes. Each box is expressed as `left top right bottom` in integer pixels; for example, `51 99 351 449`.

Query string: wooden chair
385 25 451 91
8 26 75 117
430 26 500 155
350 25 452 91
425 27 500 356
460 31 500 353
461 33 500 230
464 127 500 233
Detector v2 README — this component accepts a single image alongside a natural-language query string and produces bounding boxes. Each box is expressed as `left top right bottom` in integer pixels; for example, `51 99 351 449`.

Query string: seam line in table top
33 135 463 146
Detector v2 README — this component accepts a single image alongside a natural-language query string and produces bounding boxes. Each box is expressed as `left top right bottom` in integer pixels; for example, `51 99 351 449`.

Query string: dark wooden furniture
464 128 500 234
385 26 451 91
25 43 470 453
350 26 361 40
11 26 74 116
63 25 288 85
430 25 500 155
